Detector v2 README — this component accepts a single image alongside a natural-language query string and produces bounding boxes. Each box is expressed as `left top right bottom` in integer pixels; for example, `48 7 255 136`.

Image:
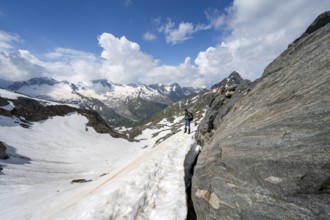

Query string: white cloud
0 31 20 50
158 19 207 45
98 33 158 83
43 48 100 82
0 0 329 88
194 0 330 82
45 48 97 61
143 32 157 41
156 10 225 45
0 50 46 81
142 57 203 87
96 33 205 87
0 45 100 83
195 44 233 75
205 8 226 30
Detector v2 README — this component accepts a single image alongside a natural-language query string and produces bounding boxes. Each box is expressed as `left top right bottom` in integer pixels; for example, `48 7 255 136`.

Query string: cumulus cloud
193 0 330 83
0 44 101 83
98 33 158 83
45 50 100 83
95 33 204 86
141 57 203 87
195 44 233 74
0 50 47 81
0 0 329 88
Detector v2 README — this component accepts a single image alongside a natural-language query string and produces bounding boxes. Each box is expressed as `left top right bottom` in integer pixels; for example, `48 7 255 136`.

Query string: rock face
197 78 251 146
191 11 330 219
0 96 126 139
210 71 243 90
0 141 6 159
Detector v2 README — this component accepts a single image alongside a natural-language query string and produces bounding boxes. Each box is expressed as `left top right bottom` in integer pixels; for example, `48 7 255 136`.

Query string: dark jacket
185 111 193 121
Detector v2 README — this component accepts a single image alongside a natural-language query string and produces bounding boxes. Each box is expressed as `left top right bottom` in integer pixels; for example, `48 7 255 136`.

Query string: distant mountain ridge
6 77 203 126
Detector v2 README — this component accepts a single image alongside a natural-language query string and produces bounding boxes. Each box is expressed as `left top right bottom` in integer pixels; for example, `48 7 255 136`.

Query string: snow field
0 111 197 219
0 88 28 99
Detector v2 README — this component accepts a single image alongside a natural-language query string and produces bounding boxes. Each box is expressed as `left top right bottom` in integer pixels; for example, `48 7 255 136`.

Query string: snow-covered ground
0 99 197 219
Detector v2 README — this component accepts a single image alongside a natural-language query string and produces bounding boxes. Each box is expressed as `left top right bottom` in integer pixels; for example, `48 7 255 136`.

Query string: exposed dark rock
1 96 126 139
211 71 243 90
92 79 112 89
99 173 107 177
197 79 251 146
10 97 75 121
78 109 126 139
0 141 7 159
0 97 9 106
291 11 330 46
71 179 92 183
7 77 59 91
0 144 31 165
0 108 12 117
184 144 200 220
191 12 330 219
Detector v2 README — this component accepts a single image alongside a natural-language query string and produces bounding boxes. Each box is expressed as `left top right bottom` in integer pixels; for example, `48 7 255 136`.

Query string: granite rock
191 11 330 220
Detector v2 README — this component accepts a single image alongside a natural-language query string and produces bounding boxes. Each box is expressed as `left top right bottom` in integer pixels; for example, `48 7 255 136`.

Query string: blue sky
1 0 230 64
0 0 329 87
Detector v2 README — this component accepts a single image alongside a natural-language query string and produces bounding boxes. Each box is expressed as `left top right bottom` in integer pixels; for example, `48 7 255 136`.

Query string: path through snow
51 131 196 220
0 110 197 220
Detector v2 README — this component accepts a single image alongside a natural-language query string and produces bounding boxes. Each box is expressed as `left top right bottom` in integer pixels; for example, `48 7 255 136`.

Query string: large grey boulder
191 11 330 219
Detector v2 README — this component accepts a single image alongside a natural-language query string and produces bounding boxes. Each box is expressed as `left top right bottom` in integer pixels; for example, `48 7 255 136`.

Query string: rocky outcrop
0 141 6 159
0 96 126 139
291 11 330 46
191 11 330 219
210 71 243 90
197 78 252 146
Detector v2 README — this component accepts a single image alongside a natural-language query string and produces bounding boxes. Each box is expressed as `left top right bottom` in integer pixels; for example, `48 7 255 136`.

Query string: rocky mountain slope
6 78 202 127
210 71 243 90
191 11 330 219
0 89 124 141
127 72 246 141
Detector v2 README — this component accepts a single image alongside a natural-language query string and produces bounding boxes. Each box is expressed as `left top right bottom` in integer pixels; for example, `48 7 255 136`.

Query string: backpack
188 112 193 121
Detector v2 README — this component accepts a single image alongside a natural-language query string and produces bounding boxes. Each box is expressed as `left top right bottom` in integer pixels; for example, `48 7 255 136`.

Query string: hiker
184 109 193 134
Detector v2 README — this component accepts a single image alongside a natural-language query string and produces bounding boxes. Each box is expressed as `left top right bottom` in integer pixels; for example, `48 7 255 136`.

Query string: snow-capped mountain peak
92 79 112 89
6 77 202 126
7 77 60 91
210 71 243 89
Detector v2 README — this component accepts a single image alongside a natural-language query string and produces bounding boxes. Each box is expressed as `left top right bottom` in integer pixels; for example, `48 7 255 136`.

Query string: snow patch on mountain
0 90 199 219
5 77 202 126
0 101 14 111
7 77 201 104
